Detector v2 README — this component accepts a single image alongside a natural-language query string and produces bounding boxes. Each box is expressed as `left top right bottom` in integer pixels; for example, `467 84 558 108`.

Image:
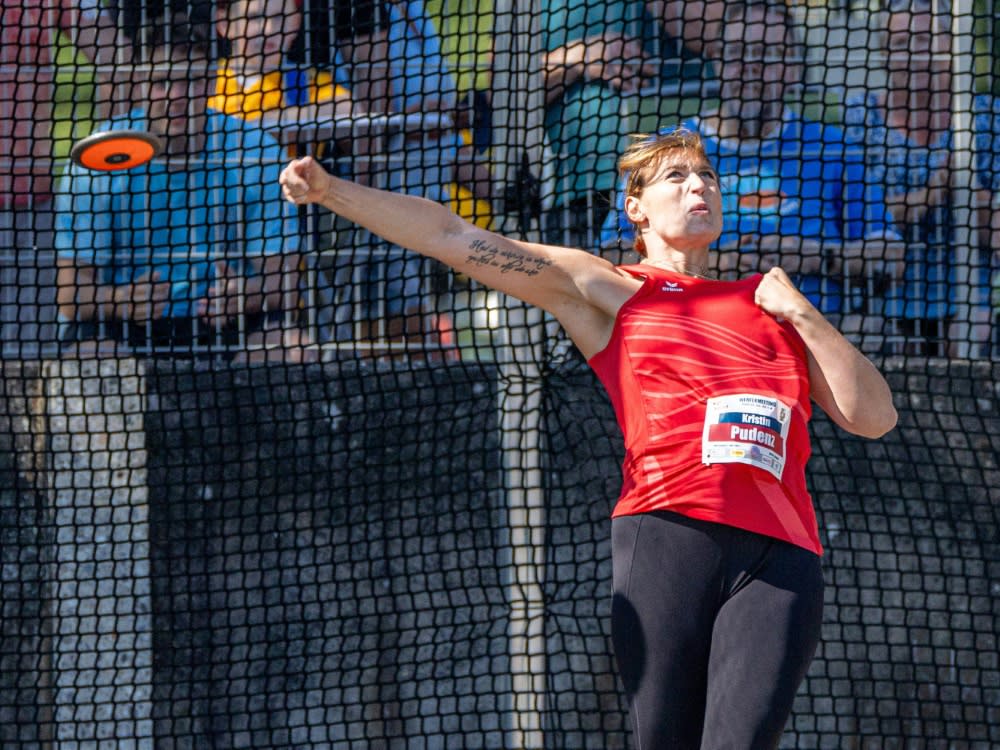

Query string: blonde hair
618 128 712 255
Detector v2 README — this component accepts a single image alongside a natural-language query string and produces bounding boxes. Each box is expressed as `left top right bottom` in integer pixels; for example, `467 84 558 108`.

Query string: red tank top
588 266 822 555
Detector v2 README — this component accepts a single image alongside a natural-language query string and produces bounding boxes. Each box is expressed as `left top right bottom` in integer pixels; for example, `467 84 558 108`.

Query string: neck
642 256 714 279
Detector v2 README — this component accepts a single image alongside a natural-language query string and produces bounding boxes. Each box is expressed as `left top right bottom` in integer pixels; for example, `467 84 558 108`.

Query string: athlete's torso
588 266 822 554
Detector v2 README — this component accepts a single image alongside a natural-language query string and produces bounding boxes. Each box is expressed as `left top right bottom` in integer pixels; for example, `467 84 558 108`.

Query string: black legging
611 511 824 750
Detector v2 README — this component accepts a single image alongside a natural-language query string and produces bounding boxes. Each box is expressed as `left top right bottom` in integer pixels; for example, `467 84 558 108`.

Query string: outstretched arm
754 268 898 439
279 157 636 347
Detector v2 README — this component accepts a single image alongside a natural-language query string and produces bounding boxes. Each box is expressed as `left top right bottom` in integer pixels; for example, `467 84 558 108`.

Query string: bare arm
754 267 898 438
279 156 637 355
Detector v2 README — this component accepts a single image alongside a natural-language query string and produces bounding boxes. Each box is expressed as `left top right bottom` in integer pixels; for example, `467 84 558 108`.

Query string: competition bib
702 394 792 481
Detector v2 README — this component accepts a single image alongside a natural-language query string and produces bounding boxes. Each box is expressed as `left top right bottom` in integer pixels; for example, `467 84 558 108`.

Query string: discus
70 130 164 171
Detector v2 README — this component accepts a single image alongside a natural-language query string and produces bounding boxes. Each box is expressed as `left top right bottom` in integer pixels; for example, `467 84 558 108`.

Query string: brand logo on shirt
661 281 684 293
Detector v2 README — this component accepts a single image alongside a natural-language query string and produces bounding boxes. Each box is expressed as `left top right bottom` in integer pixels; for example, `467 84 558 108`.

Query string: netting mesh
1 0 998 747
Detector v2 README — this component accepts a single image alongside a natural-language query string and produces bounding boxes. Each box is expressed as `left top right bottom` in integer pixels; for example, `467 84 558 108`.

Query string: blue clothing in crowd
380 0 464 316
54 109 296 320
601 111 899 313
380 0 464 204
843 92 1000 320
541 0 646 207
55 109 298 317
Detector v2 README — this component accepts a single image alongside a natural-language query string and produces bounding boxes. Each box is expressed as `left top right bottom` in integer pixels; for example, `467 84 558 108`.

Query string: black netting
1 0 999 747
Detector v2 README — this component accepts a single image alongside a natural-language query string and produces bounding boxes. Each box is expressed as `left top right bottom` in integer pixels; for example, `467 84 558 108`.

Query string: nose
687 172 707 193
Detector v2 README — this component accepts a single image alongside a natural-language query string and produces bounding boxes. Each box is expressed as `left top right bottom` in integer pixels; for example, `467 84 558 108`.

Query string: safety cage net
1 0 998 747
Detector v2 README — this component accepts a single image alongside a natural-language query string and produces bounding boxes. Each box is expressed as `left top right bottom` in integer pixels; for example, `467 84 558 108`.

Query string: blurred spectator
540 0 658 252
1 0 122 356
424 0 493 151
54 12 309 362
843 0 1000 356
325 0 475 356
602 0 902 326
211 0 363 358
540 0 720 254
424 0 494 228
648 0 724 65
211 0 356 129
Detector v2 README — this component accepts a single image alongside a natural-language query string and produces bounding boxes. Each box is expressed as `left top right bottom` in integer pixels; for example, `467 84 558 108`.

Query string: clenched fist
754 267 813 323
279 156 334 206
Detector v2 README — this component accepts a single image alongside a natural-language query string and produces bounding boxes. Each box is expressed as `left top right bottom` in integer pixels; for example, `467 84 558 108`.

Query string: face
625 153 724 251
716 7 797 121
886 10 951 92
147 46 213 156
220 0 302 73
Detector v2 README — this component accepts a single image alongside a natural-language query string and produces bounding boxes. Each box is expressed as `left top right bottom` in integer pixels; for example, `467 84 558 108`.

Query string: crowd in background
1 0 998 361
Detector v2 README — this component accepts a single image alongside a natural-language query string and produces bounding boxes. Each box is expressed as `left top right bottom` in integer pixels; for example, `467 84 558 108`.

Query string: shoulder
973 93 1000 125
843 91 875 126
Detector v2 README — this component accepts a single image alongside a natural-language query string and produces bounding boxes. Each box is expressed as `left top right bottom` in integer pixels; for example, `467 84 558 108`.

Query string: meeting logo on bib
701 393 792 481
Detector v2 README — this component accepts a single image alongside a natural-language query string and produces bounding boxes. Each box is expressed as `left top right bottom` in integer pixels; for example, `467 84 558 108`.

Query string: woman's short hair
618 128 714 255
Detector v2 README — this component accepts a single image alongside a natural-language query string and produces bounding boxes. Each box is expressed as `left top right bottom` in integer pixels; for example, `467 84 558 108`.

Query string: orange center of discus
77 137 157 171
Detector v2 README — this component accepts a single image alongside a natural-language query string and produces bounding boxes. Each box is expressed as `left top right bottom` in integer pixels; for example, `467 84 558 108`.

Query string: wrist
322 174 338 207
784 299 820 328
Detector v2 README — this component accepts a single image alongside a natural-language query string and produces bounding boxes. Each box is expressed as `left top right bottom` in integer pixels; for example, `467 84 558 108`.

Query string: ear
623 194 646 223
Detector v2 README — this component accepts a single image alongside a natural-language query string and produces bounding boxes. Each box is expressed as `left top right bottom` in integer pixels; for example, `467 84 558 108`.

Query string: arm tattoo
466 238 553 276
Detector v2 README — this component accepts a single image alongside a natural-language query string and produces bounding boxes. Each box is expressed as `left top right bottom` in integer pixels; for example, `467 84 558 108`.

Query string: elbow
856 403 898 440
